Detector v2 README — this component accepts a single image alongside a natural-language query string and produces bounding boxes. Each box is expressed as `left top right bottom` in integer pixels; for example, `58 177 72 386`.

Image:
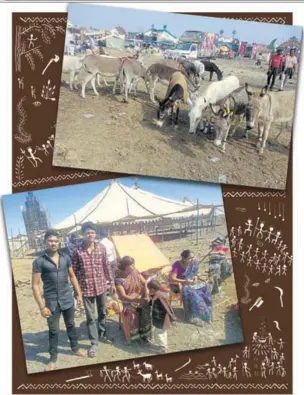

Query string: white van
165 42 200 59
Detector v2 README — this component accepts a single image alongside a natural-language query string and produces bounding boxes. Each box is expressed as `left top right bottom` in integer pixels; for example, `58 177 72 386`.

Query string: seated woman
115 256 152 343
170 250 212 325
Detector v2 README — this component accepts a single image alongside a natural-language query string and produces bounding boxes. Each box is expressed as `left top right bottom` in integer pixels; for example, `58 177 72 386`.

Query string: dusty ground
12 230 243 374
53 54 294 189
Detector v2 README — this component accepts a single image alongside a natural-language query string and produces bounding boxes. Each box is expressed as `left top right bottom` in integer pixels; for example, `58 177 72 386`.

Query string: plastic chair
160 274 183 306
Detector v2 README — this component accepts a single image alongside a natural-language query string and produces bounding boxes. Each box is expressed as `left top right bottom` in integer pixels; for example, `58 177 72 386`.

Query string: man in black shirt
32 230 86 371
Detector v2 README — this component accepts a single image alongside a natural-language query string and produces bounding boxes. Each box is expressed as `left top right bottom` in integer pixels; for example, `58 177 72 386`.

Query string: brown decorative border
12 11 293 394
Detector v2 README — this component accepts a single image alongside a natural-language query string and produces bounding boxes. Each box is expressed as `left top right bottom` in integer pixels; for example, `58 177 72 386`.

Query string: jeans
83 292 107 345
267 67 279 89
47 303 78 363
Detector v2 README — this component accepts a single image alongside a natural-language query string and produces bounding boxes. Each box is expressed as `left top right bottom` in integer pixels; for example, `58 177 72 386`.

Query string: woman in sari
170 250 212 325
115 256 152 343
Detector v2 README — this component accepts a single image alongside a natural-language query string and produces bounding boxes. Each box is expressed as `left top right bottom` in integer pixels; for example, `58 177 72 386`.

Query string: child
147 279 177 353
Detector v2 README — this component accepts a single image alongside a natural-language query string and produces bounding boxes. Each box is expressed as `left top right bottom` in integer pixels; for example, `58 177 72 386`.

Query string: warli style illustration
12 11 293 395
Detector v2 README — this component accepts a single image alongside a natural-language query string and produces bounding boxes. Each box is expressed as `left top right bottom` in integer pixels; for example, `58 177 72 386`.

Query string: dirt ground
12 229 243 374
53 54 294 190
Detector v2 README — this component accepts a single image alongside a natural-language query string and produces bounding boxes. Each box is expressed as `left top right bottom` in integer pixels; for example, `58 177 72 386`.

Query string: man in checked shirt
72 222 115 358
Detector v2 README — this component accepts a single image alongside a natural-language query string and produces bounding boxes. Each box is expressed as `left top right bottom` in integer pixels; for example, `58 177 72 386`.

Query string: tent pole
196 199 199 246
11 228 14 257
19 228 23 258
212 205 215 233
73 214 77 236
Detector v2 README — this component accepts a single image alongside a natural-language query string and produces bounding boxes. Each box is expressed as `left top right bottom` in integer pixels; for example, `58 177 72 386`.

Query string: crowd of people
32 221 232 371
266 48 298 91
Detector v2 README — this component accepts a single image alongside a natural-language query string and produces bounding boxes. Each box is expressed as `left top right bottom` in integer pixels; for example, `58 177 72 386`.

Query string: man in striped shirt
72 222 115 358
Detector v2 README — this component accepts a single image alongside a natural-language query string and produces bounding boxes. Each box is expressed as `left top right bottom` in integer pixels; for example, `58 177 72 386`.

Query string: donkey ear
245 82 253 96
260 85 268 96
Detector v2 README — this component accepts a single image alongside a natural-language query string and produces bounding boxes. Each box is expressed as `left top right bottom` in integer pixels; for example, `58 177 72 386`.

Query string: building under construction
22 192 48 249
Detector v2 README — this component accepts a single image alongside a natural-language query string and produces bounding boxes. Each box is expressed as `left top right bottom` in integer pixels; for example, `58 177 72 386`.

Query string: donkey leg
133 78 139 97
103 76 109 87
220 125 232 153
150 80 157 103
72 72 79 90
259 122 271 155
174 107 180 130
123 75 130 102
69 70 75 91
229 115 239 139
256 122 264 151
113 76 119 95
81 72 95 99
96 74 101 87
91 75 99 97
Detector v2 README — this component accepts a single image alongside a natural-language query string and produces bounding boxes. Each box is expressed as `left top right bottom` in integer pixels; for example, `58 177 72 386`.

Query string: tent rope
74 182 112 227
117 182 159 216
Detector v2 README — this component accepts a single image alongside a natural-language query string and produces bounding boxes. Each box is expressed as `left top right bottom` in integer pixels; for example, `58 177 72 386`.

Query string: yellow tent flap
111 234 170 273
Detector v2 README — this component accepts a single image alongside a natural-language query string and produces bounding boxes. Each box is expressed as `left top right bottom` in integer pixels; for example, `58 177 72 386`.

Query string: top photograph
52 4 302 190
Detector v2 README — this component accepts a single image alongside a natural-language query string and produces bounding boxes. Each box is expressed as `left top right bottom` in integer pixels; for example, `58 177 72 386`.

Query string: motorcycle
207 237 233 294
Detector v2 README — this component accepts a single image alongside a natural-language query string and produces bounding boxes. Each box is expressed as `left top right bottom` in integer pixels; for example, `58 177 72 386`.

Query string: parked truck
164 30 205 59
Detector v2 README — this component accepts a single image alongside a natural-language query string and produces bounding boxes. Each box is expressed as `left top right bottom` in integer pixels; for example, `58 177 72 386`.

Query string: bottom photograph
3 176 243 374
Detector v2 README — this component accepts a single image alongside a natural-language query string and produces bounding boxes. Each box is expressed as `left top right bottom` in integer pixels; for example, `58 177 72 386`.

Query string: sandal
74 349 86 357
47 362 56 371
88 344 98 358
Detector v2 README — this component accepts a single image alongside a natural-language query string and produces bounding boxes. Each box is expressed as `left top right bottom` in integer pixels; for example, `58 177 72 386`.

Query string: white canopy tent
54 180 199 232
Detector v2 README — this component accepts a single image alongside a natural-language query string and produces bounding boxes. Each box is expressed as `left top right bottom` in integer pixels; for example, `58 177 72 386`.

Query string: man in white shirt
280 49 298 91
100 230 117 278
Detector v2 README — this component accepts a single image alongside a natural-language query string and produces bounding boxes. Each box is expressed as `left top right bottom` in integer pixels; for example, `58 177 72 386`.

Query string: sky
2 176 223 237
68 3 302 44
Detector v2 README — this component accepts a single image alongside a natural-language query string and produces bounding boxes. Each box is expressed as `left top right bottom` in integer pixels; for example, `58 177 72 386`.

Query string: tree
232 29 237 39
15 23 65 72
220 29 224 36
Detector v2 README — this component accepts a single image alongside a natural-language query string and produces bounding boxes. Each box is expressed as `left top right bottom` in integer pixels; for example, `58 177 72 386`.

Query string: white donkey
188 76 240 134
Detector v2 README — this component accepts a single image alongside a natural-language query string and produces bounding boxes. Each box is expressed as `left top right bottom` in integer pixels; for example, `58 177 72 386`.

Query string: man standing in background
100 229 117 279
280 48 297 91
267 48 285 90
72 222 115 358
